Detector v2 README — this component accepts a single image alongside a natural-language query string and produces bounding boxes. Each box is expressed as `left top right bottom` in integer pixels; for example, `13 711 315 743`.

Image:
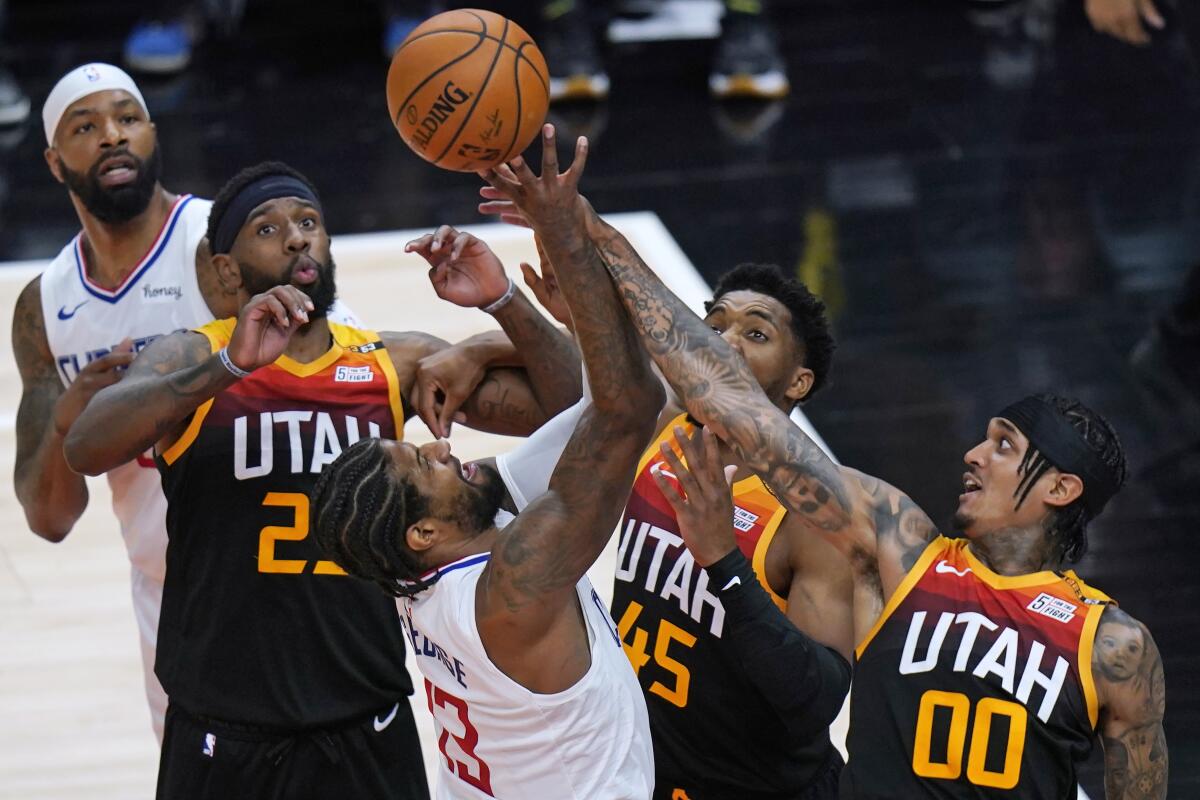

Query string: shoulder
1093 605 1165 725
12 276 51 367
379 330 449 361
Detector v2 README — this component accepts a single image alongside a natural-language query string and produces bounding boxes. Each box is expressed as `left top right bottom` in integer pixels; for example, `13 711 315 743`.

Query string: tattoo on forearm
586 211 854 528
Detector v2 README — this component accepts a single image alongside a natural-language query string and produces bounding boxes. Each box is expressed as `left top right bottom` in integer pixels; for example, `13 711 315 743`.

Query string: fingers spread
539 123 559 176
650 462 687 507
565 135 589 183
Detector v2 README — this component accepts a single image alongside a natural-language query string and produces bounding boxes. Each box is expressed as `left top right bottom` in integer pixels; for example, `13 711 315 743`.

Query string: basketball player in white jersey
10 63 363 740
311 137 658 799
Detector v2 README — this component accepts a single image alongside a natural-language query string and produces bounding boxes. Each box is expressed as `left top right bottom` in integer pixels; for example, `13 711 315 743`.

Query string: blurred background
0 0 1196 795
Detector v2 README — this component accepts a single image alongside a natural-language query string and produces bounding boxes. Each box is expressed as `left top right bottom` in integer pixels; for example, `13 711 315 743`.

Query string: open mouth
460 460 478 483
960 472 982 499
291 257 320 286
96 155 138 187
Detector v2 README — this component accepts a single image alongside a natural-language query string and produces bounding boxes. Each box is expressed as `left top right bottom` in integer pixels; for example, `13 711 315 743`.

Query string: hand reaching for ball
477 124 589 244
405 225 512 309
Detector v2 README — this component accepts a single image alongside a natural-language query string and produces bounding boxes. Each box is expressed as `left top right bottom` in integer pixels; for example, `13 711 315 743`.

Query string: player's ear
44 148 64 184
405 519 440 554
785 365 815 404
211 249 243 292
1043 471 1084 509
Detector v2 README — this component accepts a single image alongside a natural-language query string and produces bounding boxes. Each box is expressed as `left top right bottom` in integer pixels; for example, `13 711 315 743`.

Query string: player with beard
541 187 1169 797
62 161 577 799
309 133 658 799
10 63 380 741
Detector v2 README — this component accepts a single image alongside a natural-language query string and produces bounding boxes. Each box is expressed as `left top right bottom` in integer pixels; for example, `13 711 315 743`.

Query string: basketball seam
434 16 510 166
504 41 523 163
396 28 548 94
391 12 488 129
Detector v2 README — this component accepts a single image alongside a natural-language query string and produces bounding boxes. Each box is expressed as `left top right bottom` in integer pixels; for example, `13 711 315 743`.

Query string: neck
427 527 500 573
967 523 1061 575
283 316 333 362
74 186 175 287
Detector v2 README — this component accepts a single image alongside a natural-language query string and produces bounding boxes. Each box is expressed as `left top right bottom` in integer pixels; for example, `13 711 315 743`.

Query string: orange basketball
386 9 550 172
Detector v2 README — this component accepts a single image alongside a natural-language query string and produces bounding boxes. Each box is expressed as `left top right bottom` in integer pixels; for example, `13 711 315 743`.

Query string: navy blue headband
999 396 1121 516
211 174 321 255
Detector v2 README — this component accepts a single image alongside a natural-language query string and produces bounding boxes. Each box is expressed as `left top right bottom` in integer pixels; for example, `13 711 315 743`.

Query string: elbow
19 502 77 543
62 431 105 476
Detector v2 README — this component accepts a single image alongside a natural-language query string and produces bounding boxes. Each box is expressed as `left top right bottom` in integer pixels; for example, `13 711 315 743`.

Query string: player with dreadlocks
311 129 660 799
534 178 1170 797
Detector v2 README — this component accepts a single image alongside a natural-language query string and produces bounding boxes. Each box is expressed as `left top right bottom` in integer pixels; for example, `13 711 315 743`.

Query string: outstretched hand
1085 0 1165 45
477 123 588 235
650 426 739 568
405 225 512 309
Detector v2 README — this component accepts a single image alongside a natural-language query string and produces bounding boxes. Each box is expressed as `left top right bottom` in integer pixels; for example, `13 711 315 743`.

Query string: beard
241 253 338 318
952 510 972 533
61 143 162 224
455 462 507 534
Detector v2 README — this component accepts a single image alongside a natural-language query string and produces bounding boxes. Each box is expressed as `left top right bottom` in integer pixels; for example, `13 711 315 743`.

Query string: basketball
386 9 550 172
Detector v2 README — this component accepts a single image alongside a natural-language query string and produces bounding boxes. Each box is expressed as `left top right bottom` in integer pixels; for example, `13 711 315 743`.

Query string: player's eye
257 224 276 236
747 330 767 342
120 115 137 124
299 217 316 229
75 122 94 135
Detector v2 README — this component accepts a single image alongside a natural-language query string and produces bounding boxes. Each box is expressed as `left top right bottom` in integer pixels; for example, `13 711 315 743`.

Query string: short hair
205 160 321 248
1013 394 1128 564
310 438 436 599
705 263 836 398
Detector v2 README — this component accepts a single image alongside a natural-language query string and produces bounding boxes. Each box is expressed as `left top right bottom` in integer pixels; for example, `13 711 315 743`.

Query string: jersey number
424 678 494 796
257 492 347 575
912 689 1027 789
617 600 697 708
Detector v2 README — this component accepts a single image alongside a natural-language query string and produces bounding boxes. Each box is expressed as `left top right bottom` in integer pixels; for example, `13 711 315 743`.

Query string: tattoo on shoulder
12 277 54 380
1096 606 1168 800
854 472 939 570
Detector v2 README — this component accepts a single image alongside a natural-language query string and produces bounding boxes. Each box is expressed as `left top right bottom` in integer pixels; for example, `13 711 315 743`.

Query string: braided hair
1012 394 1128 564
310 438 438 598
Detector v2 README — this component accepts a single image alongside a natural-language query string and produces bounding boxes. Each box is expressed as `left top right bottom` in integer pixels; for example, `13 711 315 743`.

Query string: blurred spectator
0 0 30 125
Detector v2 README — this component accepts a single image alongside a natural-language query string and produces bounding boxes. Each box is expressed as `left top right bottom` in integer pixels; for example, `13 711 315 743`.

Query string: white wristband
481 278 517 315
218 346 252 379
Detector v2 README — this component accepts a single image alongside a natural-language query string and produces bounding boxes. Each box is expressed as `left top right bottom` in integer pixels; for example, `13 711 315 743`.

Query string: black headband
211 174 321 255
999 396 1120 516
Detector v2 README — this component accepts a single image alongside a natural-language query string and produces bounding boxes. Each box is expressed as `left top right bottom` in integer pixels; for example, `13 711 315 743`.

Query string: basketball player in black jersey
524 159 1169 797
476 127 853 799
62 161 582 799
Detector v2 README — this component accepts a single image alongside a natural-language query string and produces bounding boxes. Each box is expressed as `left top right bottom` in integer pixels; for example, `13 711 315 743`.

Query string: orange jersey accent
844 536 1112 798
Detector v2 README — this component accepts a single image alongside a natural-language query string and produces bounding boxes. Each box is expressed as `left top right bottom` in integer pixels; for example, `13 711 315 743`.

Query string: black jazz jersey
842 536 1112 799
155 318 413 728
612 416 839 799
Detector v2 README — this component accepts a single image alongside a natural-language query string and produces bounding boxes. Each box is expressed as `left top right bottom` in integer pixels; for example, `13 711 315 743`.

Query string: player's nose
421 439 452 463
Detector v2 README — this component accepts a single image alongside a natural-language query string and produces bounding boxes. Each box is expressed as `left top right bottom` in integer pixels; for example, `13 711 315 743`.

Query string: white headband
42 63 149 146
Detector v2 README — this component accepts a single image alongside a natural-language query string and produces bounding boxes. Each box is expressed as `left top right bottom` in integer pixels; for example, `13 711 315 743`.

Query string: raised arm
65 285 315 474
579 206 938 602
11 277 134 539
475 127 662 635
1095 606 1168 799
404 226 581 438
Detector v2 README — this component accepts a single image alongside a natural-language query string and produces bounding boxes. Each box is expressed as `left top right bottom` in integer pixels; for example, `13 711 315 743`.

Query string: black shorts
156 701 429 800
654 748 843 800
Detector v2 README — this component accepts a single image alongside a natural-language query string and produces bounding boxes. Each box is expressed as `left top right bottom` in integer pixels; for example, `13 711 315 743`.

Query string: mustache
89 147 142 179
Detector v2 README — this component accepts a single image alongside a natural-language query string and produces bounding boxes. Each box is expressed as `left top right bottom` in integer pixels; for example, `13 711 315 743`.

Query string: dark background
1 0 1196 793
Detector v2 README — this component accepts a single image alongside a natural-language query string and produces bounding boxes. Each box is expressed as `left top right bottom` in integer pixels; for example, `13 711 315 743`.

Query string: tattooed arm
473 127 663 692
12 278 134 540
580 204 938 605
63 330 228 474
1095 606 1168 800
65 285 314 475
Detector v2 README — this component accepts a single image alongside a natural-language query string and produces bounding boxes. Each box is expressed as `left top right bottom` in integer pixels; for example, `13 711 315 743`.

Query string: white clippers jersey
39 194 213 581
402 555 653 800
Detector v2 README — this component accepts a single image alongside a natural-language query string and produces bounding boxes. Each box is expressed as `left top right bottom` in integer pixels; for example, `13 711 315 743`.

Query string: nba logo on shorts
83 66 101 82
202 733 216 757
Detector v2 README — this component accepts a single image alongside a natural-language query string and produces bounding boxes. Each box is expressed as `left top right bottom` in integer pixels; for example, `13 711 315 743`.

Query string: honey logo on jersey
1026 592 1077 624
334 365 374 383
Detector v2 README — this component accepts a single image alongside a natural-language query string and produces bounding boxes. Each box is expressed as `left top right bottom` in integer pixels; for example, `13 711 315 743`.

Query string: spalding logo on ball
387 9 550 172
